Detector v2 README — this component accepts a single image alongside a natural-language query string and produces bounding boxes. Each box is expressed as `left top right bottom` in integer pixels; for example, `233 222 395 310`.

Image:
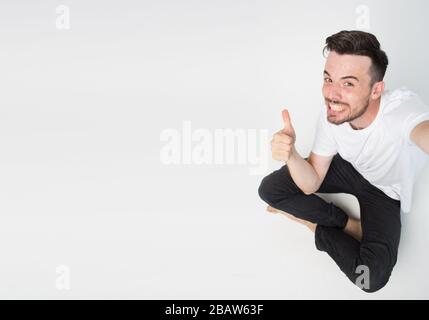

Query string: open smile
328 102 345 112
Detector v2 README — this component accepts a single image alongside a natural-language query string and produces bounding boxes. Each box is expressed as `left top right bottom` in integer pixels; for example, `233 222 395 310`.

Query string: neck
349 97 381 130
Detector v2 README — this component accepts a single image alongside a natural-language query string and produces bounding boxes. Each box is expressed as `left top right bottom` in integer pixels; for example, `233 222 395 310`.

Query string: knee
355 248 396 293
359 265 392 293
258 174 273 204
258 166 293 205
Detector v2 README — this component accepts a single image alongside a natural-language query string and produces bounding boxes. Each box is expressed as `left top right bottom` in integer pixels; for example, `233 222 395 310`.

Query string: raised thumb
282 109 294 134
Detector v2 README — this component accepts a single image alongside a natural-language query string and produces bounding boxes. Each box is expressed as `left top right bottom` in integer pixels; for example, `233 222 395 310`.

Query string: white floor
1 161 428 299
1 0 429 299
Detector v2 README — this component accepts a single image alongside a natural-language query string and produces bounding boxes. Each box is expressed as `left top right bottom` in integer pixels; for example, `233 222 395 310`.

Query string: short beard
328 98 370 126
348 99 370 122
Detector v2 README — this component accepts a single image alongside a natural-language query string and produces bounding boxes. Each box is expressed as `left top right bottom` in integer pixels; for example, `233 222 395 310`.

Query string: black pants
258 154 401 293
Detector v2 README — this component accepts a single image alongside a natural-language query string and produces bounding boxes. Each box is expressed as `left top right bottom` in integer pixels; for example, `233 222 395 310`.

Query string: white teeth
330 103 343 112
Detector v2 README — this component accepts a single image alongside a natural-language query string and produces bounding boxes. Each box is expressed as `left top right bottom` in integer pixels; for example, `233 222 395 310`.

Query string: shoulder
382 87 418 114
382 87 429 124
382 87 429 143
382 87 427 116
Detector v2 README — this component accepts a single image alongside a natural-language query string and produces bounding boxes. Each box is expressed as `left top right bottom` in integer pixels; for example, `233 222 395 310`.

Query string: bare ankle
344 218 362 242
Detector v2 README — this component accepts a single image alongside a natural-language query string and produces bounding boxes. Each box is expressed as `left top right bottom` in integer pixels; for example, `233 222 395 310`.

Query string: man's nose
327 83 343 102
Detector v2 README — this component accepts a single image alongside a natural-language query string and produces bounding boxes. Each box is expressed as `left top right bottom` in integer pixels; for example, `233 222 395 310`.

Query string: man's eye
324 78 332 83
344 82 354 87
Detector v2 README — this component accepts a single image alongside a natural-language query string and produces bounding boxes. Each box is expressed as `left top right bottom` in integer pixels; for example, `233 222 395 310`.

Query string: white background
0 0 428 299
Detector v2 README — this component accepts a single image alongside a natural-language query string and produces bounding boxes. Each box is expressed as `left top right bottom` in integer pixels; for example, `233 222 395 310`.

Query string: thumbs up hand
282 109 295 136
271 109 297 163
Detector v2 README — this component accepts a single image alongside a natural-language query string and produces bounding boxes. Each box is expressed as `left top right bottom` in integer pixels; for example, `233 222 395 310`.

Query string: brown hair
324 30 389 86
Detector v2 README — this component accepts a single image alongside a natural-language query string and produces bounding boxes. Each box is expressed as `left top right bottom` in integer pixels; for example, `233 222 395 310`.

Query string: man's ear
371 81 385 99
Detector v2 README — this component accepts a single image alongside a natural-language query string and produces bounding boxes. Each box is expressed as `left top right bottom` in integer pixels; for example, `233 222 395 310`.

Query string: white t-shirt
312 87 429 213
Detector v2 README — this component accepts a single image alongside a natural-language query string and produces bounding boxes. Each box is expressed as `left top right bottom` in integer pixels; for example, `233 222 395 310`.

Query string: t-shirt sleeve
311 107 338 156
402 96 429 146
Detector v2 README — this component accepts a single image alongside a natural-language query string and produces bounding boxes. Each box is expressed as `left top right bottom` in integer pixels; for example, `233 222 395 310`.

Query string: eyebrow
324 70 359 82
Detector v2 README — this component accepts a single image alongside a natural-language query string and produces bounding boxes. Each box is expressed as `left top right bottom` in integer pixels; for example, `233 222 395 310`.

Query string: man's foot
267 206 316 233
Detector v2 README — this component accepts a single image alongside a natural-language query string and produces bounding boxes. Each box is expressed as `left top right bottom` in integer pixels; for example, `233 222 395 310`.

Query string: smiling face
322 51 375 125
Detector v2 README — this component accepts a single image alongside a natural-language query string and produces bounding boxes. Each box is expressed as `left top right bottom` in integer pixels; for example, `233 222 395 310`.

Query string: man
258 30 429 293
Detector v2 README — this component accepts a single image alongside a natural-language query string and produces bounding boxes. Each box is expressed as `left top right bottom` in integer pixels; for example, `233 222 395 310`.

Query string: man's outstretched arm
411 120 429 156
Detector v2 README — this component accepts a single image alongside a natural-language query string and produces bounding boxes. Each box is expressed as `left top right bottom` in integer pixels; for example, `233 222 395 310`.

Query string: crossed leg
266 205 362 241
258 154 401 293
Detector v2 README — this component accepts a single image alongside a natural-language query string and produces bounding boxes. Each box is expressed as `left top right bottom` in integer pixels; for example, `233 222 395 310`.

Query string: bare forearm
286 148 320 195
